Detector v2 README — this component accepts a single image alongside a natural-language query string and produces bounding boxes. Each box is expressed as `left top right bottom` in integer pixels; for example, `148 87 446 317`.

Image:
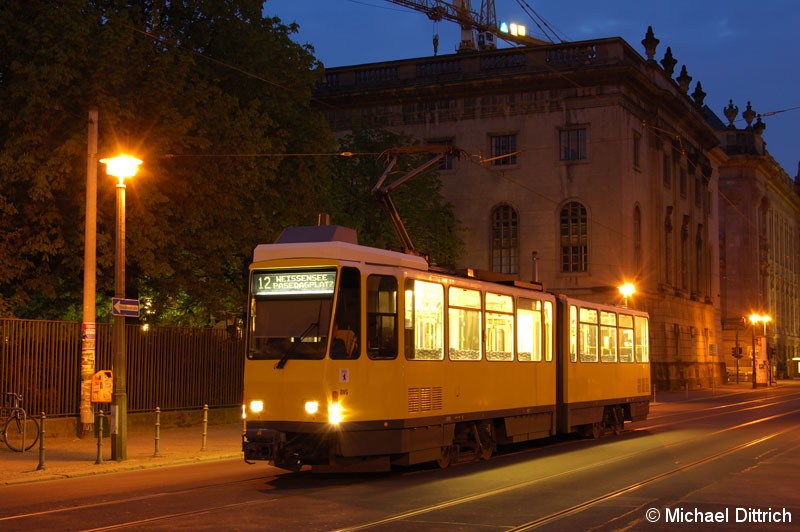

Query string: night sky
265 0 800 177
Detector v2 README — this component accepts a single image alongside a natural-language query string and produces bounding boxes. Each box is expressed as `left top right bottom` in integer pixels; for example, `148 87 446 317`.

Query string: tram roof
253 239 430 270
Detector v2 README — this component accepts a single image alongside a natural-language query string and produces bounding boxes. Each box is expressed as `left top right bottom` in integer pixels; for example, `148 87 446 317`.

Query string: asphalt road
1 383 798 531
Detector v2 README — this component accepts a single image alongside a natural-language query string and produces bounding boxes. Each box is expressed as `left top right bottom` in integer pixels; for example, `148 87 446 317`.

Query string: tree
327 127 464 267
0 1 333 324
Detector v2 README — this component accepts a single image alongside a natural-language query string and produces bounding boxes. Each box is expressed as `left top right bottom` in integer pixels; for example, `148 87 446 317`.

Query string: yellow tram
242 225 650 472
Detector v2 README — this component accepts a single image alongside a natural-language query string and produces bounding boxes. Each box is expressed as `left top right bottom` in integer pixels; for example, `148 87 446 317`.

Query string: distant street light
100 154 142 461
618 282 636 307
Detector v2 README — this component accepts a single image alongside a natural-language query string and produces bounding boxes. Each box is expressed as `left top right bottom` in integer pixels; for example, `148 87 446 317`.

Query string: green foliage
0 0 332 324
327 127 464 267
0 3 461 325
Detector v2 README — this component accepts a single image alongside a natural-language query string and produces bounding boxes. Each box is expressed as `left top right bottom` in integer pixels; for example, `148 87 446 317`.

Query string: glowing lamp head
618 282 636 299
100 154 142 185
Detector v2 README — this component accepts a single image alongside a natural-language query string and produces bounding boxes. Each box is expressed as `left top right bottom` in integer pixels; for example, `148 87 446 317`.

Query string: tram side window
367 274 398 360
619 314 635 362
331 267 361 360
635 316 650 362
486 292 514 361
544 300 553 362
569 305 578 362
579 307 598 362
600 311 618 362
517 298 542 362
448 287 482 360
405 279 444 360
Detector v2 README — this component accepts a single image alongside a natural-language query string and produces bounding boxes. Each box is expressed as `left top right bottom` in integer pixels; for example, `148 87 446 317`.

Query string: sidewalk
0 420 244 486
2 381 792 486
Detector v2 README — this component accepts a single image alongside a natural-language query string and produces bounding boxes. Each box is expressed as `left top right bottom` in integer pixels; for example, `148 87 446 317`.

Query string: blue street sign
112 298 140 317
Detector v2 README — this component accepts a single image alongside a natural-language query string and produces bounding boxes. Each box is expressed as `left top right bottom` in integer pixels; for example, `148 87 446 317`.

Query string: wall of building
317 37 725 390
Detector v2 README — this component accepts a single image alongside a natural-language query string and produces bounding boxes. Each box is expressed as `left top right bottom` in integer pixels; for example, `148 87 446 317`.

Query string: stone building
315 31 725 390
715 102 800 383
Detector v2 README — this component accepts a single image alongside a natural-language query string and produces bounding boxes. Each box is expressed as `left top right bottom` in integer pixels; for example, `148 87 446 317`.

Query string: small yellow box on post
91 370 113 404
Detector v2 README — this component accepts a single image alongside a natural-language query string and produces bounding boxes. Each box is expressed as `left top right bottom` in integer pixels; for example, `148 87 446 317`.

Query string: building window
664 206 673 285
560 128 587 161
680 169 687 198
560 201 588 273
633 131 641 168
681 215 689 290
663 155 671 188
695 176 702 208
490 134 517 165
695 225 703 294
491 204 518 274
428 138 454 170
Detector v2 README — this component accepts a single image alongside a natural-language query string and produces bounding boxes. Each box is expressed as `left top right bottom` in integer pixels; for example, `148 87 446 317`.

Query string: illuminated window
600 311 618 362
635 316 649 362
579 307 598 362
404 279 444 360
569 305 578 362
544 300 553 362
485 292 514 361
619 314 634 363
517 298 542 362
448 287 482 360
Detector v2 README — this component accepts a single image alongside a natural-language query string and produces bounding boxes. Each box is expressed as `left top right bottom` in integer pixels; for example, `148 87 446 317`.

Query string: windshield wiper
275 321 319 369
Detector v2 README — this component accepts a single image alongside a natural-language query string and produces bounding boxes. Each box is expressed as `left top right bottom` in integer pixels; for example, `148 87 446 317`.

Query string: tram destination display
251 269 336 297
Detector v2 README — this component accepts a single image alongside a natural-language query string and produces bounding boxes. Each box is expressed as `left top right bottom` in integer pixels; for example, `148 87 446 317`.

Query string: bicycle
2 392 40 452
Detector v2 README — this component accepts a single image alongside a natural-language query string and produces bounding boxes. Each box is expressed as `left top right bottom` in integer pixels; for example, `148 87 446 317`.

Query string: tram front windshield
248 269 336 360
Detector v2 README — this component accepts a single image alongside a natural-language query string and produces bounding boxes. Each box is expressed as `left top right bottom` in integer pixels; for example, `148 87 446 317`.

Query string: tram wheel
477 422 495 460
581 421 603 439
437 446 453 469
611 406 624 435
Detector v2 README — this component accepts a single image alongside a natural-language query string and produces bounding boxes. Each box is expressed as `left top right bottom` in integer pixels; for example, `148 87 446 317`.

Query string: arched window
560 201 588 273
491 204 518 274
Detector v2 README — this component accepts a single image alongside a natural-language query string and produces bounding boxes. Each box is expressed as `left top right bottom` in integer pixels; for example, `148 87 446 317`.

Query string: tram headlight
249 400 264 414
304 400 319 415
328 402 343 425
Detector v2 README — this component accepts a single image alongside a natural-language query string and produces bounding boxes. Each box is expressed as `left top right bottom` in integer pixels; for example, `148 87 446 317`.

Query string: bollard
95 410 104 465
201 404 208 451
153 407 161 458
36 412 46 471
685 382 689 400
652 383 657 404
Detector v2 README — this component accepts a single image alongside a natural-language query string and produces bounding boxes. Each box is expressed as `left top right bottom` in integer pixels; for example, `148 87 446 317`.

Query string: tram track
334 402 800 531
4 389 799 531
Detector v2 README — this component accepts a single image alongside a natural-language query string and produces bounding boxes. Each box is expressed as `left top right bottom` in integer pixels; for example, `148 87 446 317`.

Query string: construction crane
386 0 543 54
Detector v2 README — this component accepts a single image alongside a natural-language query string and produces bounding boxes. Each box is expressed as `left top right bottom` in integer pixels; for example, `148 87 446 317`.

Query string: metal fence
0 318 244 418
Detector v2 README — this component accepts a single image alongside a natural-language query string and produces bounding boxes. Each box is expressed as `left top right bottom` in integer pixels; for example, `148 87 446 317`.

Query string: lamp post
100 154 141 461
748 313 771 390
618 282 636 308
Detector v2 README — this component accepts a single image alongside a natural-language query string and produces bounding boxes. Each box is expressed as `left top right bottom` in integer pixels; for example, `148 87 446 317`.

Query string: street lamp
100 154 141 461
618 282 636 307
748 313 771 390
